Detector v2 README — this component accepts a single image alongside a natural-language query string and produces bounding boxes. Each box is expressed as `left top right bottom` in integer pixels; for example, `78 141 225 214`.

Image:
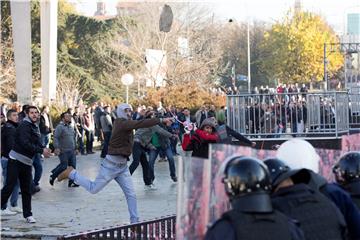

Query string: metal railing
61 215 176 240
226 91 350 140
349 87 360 131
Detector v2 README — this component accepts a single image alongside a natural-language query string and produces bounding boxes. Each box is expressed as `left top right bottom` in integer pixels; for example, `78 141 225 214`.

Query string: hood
23 116 33 124
116 103 132 119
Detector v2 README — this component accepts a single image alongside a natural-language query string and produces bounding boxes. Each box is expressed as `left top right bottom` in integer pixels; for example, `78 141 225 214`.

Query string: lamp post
121 73 134 104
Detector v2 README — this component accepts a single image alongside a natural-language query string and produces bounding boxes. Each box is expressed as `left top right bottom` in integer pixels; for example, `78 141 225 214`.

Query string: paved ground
1 150 178 239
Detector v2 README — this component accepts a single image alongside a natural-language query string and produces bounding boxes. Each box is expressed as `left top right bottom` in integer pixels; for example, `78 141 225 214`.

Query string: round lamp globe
121 74 134 86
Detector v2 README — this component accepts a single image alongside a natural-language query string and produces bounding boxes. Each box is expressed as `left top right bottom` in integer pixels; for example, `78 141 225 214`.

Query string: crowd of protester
1 100 254 223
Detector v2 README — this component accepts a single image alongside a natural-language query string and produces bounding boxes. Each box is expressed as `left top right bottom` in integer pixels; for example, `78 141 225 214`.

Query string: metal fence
349 87 360 131
61 215 176 240
226 91 350 139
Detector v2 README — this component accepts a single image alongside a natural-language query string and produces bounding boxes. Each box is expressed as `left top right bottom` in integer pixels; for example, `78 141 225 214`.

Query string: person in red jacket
182 118 218 158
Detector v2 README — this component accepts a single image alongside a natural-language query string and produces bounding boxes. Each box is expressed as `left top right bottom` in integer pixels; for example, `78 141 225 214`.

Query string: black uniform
272 183 347 240
205 156 305 240
265 158 360 239
205 198 305 240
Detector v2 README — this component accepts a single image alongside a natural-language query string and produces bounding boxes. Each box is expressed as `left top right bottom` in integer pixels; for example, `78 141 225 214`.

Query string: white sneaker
25 216 36 223
144 184 157 190
9 206 23 213
1 208 17 216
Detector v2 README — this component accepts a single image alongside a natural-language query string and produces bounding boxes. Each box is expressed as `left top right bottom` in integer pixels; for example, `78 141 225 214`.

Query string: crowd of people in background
227 83 340 138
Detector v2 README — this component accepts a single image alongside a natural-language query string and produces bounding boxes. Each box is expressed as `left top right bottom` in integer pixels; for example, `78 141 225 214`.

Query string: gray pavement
1 150 178 238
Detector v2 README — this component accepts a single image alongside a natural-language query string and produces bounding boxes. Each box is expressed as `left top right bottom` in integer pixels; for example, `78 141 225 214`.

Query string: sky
73 0 360 34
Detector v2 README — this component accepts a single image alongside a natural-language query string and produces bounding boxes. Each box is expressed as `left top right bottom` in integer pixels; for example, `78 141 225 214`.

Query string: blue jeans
51 150 76 178
41 133 50 148
170 137 178 154
69 157 139 223
1 157 19 207
32 153 43 186
148 146 176 182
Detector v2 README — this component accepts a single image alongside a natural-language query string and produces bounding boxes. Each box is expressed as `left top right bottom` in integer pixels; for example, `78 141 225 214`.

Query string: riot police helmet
264 158 291 187
333 151 360 185
223 156 272 197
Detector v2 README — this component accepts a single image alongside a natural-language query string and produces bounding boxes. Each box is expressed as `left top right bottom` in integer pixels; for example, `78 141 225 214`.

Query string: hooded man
57 103 172 223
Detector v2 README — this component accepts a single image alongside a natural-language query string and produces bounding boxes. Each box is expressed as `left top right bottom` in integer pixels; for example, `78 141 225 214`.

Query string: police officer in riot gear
204 156 305 240
333 151 360 208
264 157 347 240
277 139 360 239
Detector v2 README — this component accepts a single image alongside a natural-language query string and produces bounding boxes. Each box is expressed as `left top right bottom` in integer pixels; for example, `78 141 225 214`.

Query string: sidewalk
1 151 178 239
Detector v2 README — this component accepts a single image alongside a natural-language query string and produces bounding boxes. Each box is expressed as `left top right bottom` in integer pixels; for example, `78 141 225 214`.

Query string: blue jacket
306 170 360 239
323 183 360 239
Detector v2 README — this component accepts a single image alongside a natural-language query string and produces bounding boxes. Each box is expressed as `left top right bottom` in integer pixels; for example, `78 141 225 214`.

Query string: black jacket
1 120 18 158
12 118 44 159
272 183 347 240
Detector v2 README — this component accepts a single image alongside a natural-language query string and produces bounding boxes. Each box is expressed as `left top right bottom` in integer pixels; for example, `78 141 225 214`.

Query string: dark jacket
205 206 305 240
107 118 161 157
73 113 83 132
18 111 26 122
272 183 347 240
12 118 44 160
1 120 18 158
323 183 360 239
339 182 360 210
295 169 360 239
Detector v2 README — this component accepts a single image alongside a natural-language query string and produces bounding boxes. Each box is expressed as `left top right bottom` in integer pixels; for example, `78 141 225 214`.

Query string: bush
135 83 226 110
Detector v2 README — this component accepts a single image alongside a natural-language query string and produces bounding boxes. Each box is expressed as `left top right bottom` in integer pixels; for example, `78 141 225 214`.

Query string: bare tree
108 2 226 92
0 31 16 100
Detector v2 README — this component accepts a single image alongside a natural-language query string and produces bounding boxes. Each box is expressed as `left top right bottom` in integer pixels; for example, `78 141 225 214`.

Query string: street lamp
121 73 134 104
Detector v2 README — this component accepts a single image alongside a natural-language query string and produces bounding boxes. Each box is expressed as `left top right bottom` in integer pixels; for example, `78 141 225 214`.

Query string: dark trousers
129 142 152 185
1 159 33 218
85 130 94 153
100 131 111 158
51 150 77 179
77 129 85 154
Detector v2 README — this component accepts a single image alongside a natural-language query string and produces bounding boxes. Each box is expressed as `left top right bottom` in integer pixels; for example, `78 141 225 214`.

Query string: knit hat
200 118 216 130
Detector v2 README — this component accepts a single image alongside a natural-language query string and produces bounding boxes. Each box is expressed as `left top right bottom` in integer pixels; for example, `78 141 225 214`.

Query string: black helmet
264 158 291 187
333 151 360 185
223 156 272 198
